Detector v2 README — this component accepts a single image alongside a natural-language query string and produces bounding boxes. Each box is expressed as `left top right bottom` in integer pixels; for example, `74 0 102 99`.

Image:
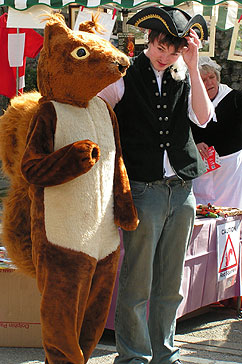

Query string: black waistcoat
191 89 242 157
114 52 206 182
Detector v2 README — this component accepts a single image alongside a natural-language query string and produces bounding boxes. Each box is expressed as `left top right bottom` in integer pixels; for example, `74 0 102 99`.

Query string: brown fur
38 13 129 107
0 91 41 179
0 13 138 363
0 92 41 277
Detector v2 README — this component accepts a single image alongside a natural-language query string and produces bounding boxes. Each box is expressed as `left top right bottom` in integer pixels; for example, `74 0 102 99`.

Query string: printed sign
118 33 135 57
217 219 241 282
202 146 221 174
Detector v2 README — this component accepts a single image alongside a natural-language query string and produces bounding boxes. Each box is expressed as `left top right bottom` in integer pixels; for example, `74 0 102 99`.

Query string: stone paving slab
1 342 242 364
1 306 242 364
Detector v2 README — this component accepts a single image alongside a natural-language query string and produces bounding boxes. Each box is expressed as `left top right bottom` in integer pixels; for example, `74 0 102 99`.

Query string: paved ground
0 304 242 364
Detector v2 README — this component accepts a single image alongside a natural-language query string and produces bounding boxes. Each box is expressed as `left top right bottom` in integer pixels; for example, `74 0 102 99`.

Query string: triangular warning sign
219 234 238 273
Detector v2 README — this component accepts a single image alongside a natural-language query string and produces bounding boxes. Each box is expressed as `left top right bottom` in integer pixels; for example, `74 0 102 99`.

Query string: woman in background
191 56 242 208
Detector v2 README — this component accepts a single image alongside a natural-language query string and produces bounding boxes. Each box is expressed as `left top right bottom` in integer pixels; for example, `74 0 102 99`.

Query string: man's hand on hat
181 29 200 70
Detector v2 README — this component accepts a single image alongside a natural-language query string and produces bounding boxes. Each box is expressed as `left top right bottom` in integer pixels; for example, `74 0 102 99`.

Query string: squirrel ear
42 13 69 55
78 20 96 33
78 12 105 35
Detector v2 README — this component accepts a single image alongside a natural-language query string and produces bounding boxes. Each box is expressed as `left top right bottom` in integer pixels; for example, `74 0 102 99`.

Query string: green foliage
25 62 38 92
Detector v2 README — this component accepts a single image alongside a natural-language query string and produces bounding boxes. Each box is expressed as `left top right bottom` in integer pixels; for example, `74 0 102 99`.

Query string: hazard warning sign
217 219 241 282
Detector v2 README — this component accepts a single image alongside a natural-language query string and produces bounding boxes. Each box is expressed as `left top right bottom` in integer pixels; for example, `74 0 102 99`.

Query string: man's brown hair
148 30 188 52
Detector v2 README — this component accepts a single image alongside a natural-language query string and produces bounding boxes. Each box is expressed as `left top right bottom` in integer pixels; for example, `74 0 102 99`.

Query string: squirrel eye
71 46 90 60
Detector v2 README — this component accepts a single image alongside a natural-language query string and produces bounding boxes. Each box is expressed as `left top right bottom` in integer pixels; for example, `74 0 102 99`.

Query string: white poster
74 8 116 41
8 33 25 67
217 219 241 282
7 5 51 29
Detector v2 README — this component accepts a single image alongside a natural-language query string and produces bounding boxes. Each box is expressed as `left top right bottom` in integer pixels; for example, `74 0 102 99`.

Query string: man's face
200 71 219 100
146 38 182 71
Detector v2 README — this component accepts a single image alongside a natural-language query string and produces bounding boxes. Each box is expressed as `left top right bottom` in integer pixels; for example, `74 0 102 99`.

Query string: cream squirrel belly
45 97 119 259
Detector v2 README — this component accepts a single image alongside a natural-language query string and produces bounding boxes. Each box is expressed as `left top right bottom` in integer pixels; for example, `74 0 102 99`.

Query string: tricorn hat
127 6 208 41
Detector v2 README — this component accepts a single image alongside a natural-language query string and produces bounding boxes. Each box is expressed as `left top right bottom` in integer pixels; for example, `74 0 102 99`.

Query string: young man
99 7 213 364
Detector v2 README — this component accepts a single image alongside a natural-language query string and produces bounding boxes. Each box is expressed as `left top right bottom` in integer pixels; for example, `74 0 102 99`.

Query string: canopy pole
16 27 19 96
122 9 129 32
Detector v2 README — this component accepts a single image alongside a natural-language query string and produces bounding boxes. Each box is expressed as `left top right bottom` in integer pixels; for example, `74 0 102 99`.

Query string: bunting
0 0 241 31
1 0 242 11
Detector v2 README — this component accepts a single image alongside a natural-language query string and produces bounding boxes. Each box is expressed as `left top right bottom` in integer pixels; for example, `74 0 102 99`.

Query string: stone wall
214 28 242 91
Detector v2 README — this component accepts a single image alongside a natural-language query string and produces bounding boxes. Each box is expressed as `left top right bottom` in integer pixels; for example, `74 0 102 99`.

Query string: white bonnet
198 56 222 71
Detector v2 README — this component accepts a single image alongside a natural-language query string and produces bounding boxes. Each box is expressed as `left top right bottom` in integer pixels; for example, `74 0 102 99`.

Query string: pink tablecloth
178 216 241 318
106 216 242 330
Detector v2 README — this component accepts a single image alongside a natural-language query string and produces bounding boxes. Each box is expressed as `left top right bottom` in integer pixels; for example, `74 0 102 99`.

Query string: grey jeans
114 178 196 364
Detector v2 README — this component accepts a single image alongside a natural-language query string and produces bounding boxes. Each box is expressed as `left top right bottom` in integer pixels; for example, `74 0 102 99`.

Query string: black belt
163 175 185 185
145 176 185 186
163 175 179 182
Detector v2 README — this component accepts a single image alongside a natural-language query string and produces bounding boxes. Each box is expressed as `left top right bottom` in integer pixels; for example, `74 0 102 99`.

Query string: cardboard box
0 268 42 347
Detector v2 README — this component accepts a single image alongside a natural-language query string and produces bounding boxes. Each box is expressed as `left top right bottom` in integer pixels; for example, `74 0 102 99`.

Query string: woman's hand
197 142 209 159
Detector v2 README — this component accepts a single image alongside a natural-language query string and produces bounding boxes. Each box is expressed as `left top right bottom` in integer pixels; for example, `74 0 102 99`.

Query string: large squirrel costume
0 13 138 364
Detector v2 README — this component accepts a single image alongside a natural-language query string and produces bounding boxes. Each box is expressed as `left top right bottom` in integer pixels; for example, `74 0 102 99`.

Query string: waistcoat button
160 144 164 148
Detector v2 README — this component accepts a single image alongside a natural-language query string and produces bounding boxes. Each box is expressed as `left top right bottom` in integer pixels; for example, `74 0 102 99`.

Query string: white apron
193 149 242 208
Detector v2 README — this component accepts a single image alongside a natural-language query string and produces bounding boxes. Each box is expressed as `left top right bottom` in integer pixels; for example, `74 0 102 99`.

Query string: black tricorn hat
127 6 208 41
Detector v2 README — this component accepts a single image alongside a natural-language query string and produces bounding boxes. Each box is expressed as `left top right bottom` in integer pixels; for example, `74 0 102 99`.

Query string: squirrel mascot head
38 13 129 107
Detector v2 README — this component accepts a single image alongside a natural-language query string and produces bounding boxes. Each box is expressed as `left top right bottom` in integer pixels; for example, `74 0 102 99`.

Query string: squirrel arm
21 101 100 187
101 98 139 231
